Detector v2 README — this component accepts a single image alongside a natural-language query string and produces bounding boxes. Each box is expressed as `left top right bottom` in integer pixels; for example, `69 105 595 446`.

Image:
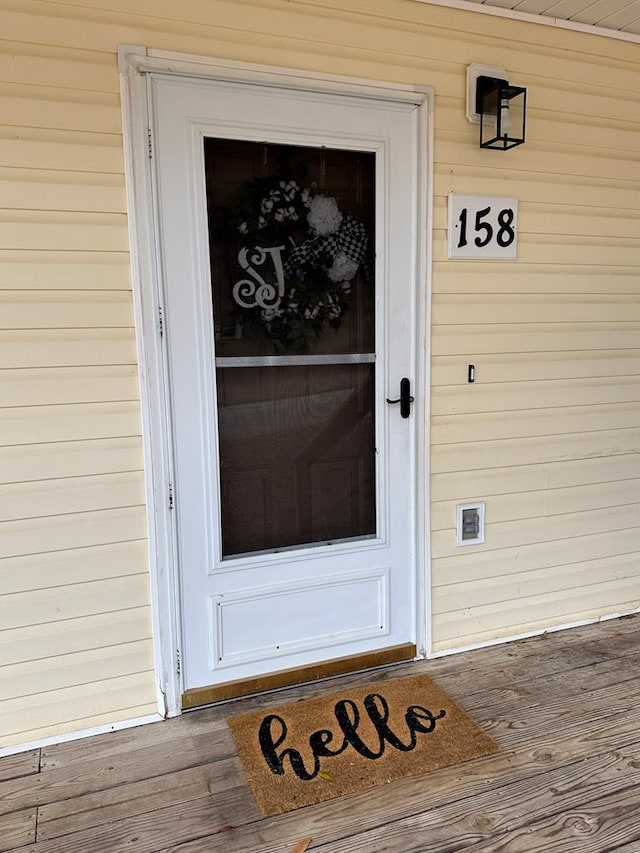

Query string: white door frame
118 44 434 718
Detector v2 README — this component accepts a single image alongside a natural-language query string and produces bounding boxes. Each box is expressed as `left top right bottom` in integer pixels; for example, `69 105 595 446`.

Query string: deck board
300 746 640 853
2 617 640 853
0 729 232 817
0 809 36 852
462 784 640 853
36 758 245 841
0 750 39 783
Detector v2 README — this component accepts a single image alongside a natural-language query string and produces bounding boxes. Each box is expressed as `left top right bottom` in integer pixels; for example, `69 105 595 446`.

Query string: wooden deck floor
3 615 640 853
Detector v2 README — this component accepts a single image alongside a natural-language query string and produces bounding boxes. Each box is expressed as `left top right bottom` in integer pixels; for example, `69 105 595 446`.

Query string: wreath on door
220 177 368 351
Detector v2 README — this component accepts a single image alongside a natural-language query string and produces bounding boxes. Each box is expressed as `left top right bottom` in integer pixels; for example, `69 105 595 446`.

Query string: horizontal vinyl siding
431 44 640 647
0 0 639 746
0 13 156 749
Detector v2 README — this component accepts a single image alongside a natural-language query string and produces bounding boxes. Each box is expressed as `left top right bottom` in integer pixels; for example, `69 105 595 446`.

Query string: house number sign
448 193 518 260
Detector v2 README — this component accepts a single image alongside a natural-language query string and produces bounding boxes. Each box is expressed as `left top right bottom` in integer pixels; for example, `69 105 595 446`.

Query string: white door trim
118 44 434 718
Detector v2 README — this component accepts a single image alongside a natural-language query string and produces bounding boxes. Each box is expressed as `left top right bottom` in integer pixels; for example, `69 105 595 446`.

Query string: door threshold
181 643 417 709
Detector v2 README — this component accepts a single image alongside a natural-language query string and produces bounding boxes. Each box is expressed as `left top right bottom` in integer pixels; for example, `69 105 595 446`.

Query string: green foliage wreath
216 176 367 352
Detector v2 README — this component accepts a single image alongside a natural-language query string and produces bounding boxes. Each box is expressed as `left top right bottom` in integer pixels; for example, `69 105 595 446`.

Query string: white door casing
119 48 433 712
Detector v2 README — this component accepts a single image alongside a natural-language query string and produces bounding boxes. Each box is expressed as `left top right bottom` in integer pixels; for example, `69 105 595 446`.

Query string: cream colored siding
431 23 640 646
0 21 156 748
1 0 639 748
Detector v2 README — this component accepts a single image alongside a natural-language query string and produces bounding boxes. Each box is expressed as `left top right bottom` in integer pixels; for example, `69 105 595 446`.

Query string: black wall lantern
476 75 527 150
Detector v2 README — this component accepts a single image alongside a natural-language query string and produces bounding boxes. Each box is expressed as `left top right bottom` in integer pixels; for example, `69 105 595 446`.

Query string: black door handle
386 377 414 418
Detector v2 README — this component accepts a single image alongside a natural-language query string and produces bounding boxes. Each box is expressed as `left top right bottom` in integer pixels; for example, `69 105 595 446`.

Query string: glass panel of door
204 139 377 557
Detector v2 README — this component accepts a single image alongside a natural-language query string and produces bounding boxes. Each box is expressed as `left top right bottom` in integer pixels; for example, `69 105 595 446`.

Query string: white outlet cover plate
456 502 486 547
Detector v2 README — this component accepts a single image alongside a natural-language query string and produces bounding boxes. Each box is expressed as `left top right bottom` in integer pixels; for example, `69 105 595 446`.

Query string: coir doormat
228 673 498 816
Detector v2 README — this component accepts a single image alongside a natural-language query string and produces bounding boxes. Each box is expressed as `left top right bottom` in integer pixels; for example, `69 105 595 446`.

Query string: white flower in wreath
261 305 284 322
307 195 343 236
327 251 359 283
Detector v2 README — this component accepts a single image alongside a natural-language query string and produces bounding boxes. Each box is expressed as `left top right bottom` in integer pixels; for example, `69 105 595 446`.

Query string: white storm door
149 73 421 695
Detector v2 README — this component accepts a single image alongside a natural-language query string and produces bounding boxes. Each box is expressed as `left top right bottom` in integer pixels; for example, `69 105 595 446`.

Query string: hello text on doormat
228 673 498 815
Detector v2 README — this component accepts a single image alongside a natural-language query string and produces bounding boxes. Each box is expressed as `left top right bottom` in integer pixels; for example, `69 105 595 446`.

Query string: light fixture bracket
466 63 506 124
476 75 506 115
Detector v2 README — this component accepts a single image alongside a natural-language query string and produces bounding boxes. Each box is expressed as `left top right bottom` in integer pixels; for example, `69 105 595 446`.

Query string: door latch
386 377 414 418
